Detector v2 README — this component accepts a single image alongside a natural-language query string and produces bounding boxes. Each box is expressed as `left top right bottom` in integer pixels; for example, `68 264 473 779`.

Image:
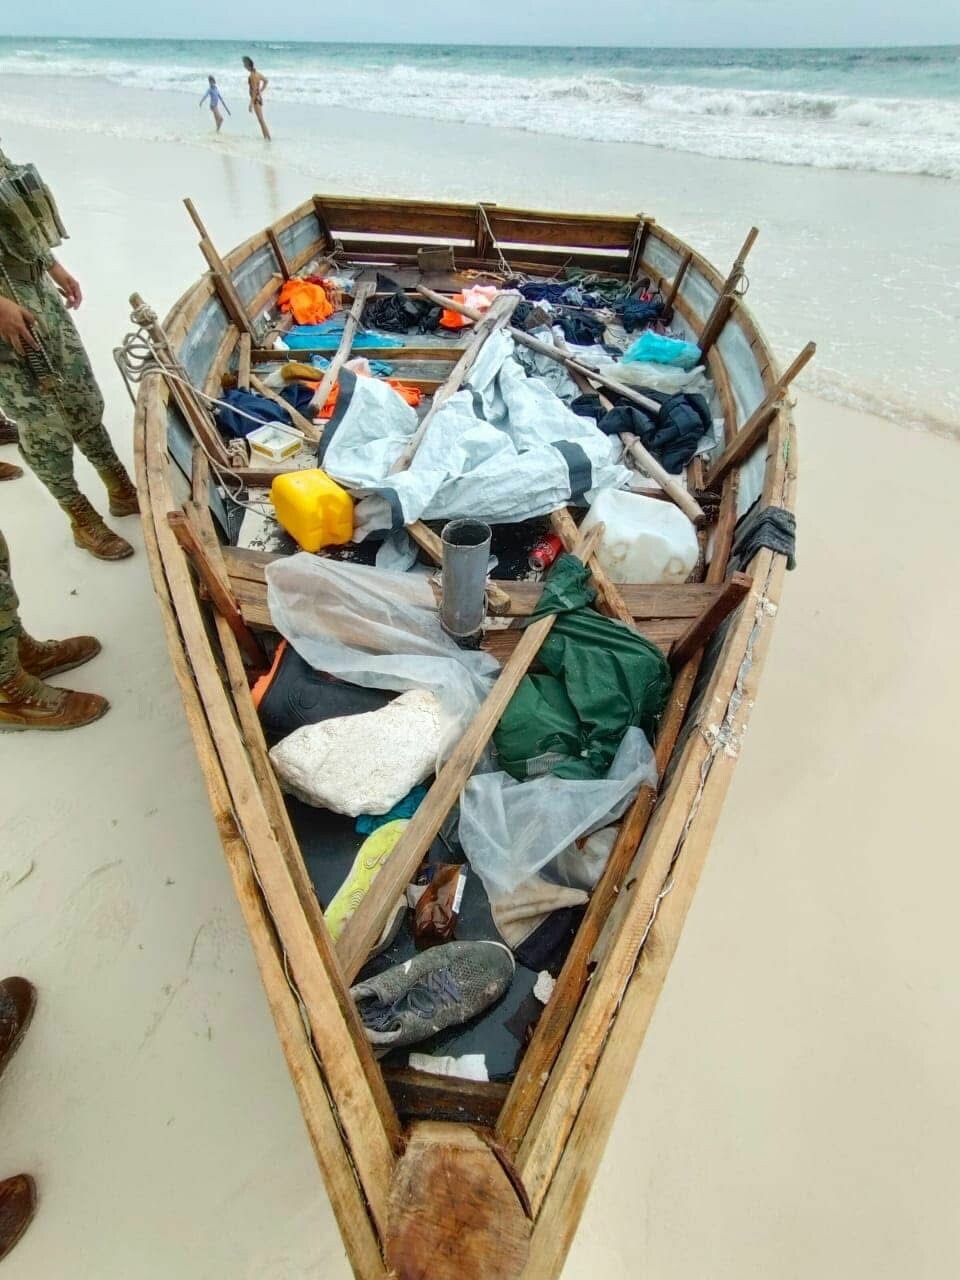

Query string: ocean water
0 38 958 437
1 38 958 178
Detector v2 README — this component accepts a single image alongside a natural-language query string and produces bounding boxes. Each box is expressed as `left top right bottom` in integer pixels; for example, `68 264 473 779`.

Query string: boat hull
132 195 797 1278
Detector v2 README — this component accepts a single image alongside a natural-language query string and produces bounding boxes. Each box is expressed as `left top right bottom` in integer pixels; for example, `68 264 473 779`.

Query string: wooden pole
336 523 604 982
662 251 692 310
265 226 291 281
166 510 265 669
704 341 815 490
548 508 634 628
416 286 706 527
668 571 752 671
236 333 251 391
627 217 652 287
248 372 320 443
311 196 336 253
697 226 760 360
307 281 375 416
183 198 255 338
391 294 520 473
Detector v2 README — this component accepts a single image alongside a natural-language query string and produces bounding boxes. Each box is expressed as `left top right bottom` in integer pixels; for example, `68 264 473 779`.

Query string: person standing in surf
199 75 231 133
242 57 271 140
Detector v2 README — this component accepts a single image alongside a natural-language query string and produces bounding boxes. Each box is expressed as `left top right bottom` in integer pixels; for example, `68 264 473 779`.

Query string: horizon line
1 34 959 51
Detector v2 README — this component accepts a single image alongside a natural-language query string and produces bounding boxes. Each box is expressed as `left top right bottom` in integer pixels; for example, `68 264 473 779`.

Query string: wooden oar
336 522 604 982
416 286 705 526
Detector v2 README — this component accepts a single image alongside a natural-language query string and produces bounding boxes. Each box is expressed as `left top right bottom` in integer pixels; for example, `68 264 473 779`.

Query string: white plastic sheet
265 553 499 758
317 336 630 540
459 727 658 896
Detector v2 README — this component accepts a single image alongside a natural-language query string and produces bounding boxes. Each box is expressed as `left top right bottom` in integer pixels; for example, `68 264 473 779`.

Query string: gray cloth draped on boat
316 330 631 541
729 504 797 571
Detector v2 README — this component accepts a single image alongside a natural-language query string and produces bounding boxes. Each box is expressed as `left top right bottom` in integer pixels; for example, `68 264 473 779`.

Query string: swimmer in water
199 75 231 133
242 56 271 141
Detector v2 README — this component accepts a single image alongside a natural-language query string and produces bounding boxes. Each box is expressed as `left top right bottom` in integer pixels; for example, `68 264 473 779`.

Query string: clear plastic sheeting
318 332 630 540
459 727 657 896
265 553 499 758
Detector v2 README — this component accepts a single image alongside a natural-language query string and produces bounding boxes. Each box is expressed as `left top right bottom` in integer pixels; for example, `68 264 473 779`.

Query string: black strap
551 440 593 504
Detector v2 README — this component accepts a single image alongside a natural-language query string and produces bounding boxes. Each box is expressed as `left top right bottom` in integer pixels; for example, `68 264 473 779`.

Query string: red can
528 533 564 572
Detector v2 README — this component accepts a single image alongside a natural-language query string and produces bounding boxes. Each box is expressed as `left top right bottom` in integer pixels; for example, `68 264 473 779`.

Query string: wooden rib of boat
128 194 804 1279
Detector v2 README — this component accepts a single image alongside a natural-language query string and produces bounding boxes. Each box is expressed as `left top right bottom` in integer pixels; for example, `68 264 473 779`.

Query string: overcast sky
1 0 958 47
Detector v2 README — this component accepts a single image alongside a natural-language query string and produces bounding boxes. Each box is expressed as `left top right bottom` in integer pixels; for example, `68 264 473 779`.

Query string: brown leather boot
19 632 101 680
0 1175 36 1263
0 460 22 481
0 669 109 732
98 462 140 517
61 494 133 561
0 414 18 447
0 977 36 1078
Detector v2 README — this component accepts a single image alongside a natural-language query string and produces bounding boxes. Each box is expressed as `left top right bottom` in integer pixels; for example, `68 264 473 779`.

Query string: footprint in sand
49 860 137 977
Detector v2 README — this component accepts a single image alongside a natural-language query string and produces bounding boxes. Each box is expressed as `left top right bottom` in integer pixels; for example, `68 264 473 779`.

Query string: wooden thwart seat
221 545 732 650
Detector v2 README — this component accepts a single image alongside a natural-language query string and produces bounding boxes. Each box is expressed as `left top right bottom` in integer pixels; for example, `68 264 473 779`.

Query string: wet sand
1 121 959 1278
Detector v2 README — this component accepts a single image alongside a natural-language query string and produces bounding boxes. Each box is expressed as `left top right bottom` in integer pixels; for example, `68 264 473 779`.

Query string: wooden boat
125 194 808 1279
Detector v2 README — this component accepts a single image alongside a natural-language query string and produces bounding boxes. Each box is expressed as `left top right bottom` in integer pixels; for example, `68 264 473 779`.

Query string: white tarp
317 330 631 541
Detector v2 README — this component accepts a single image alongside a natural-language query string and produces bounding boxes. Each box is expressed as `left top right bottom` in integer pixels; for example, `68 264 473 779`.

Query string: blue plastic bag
623 331 701 369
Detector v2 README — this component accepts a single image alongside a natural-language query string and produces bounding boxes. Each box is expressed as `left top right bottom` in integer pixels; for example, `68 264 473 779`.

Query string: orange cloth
440 292 473 331
439 285 499 330
315 380 423 421
277 278 335 326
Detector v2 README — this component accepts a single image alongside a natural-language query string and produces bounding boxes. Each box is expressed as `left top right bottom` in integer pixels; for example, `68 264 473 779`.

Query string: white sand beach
1 109 959 1280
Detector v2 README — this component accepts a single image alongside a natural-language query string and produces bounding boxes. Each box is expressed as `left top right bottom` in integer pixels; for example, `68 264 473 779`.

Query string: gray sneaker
351 941 515 1050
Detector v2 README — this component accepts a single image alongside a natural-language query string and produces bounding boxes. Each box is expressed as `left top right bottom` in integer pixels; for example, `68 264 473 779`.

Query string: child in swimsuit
199 76 230 133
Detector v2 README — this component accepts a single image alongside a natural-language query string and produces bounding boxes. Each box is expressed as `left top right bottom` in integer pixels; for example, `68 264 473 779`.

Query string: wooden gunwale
138 370 400 1240
136 198 798 1280
133 386 389 1278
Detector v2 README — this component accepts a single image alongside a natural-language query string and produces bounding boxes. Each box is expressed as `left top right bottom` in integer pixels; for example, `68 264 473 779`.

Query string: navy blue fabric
619 298 665 332
599 392 712 475
216 388 290 439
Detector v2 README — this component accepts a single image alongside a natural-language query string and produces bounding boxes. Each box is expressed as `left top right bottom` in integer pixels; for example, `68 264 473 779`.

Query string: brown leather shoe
98 463 140 518
0 460 22 482
0 1175 37 1263
0 414 18 447
19 633 102 680
0 669 110 732
0 978 36 1079
60 494 134 561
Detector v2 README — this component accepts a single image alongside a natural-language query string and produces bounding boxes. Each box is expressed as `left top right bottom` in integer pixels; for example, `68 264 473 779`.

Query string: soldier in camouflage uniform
0 525 108 730
0 139 138 560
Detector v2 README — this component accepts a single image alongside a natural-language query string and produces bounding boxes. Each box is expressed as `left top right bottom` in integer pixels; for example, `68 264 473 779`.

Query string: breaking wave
0 45 958 178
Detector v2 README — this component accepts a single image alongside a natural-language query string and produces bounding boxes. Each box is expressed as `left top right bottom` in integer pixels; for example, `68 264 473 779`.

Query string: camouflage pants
0 275 122 502
0 527 22 684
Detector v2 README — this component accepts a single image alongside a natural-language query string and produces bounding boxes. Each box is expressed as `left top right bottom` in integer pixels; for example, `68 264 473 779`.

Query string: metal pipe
440 519 492 643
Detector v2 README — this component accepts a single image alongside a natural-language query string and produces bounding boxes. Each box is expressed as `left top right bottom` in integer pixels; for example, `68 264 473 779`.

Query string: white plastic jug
580 488 699 585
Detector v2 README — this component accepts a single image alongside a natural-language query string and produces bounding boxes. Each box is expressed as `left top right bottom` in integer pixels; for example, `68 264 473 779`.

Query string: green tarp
494 553 672 781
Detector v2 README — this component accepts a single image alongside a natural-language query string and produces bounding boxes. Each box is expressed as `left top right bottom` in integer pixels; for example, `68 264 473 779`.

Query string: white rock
269 689 441 816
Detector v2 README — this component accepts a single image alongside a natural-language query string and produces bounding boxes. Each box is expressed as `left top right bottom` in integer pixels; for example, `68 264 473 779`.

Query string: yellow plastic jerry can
270 468 354 552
